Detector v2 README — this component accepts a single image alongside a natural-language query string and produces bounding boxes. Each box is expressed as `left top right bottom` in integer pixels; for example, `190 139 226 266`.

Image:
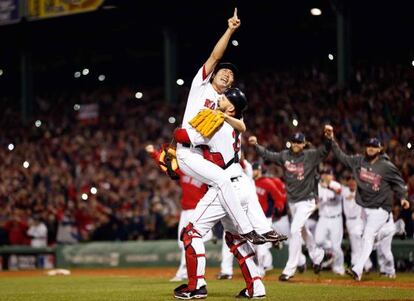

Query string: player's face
291 142 305 153
365 146 381 157
218 96 235 116
348 179 357 191
253 169 261 179
213 68 234 90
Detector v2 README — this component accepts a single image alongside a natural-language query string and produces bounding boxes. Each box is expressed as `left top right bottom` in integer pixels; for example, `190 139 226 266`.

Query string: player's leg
177 150 254 235
218 233 234 279
377 216 396 277
222 217 266 299
281 200 320 279
350 208 389 280
330 217 345 275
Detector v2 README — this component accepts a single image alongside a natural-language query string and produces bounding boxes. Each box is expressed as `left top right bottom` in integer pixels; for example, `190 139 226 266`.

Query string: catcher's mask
158 144 180 180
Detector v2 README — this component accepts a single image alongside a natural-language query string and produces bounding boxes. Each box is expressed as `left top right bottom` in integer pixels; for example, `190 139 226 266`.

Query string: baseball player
325 128 410 281
248 128 332 281
174 88 286 299
175 8 263 242
341 178 373 272
252 162 286 276
145 145 212 282
315 168 345 275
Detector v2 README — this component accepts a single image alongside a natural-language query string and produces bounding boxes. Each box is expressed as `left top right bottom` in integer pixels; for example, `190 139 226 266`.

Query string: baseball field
0 267 413 301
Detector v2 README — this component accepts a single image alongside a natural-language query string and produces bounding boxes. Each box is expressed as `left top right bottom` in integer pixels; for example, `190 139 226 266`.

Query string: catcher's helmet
224 88 247 119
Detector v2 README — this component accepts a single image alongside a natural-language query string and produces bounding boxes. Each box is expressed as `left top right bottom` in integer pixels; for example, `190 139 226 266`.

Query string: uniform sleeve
263 179 286 211
306 139 331 163
255 145 283 165
187 127 210 146
331 140 360 169
385 162 408 201
191 65 213 88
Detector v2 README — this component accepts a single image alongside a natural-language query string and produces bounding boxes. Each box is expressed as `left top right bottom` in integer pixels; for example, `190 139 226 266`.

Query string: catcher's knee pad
180 223 202 249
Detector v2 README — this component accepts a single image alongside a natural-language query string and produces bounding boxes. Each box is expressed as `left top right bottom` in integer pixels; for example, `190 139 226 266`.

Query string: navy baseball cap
365 137 382 148
252 162 262 170
290 132 306 143
321 166 334 175
214 62 239 78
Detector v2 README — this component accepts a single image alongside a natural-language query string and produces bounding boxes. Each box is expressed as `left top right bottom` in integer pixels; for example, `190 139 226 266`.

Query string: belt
346 216 358 220
322 214 341 219
208 176 240 188
181 143 191 148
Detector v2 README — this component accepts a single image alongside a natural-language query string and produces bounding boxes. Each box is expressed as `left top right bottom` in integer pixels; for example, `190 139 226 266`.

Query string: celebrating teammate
248 127 332 281
325 128 410 281
175 8 264 243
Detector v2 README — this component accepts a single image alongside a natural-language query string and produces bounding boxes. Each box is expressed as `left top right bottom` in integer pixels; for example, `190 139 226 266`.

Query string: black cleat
297 264 306 274
241 230 266 245
345 268 361 281
235 288 266 299
217 273 233 280
262 230 288 243
278 274 292 282
173 284 207 299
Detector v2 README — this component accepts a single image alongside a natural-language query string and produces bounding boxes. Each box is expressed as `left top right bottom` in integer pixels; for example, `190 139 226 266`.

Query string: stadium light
81 193 88 200
408 142 412 149
82 68 89 76
286 141 292 148
23 161 30 169
292 119 299 127
168 116 176 124
412 61 414 67
135 92 143 99
35 120 42 128
8 143 14 151
176 79 184 86
90 187 98 195
328 54 334 61
0 69 3 76
232 40 239 47
98 74 105 82
310 8 322 16
74 104 80 111
74 71 81 78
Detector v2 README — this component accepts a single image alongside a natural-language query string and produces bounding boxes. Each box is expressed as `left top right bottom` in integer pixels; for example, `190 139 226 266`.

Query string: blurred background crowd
0 63 413 246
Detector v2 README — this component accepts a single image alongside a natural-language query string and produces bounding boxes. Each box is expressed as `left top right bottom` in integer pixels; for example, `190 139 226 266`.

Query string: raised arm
324 125 358 169
203 8 241 76
248 136 283 165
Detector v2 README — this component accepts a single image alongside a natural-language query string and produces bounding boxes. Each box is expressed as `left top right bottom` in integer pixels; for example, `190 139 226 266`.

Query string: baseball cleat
174 284 207 299
278 274 292 282
217 273 233 280
235 288 265 299
262 230 288 243
345 268 361 281
379 272 396 279
297 264 306 274
241 230 267 245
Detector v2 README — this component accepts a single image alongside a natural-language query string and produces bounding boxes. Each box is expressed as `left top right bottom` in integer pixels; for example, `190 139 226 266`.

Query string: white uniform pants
353 207 389 278
282 199 324 277
177 148 253 234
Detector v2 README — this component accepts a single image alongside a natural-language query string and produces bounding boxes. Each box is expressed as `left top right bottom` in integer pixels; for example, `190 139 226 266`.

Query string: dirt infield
1 267 413 290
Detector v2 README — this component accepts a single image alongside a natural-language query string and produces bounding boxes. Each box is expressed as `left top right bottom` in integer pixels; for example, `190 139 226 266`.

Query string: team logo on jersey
359 167 382 191
204 99 216 110
284 161 305 180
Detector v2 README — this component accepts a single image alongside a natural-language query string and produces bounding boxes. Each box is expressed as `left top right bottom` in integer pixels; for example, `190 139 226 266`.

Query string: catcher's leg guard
180 223 207 290
225 231 265 298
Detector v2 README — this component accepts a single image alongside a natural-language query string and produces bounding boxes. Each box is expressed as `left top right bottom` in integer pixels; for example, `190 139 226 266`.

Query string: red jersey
149 149 207 210
255 177 286 218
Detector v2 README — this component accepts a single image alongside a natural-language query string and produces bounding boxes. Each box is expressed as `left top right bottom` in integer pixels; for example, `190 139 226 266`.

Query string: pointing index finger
234 7 238 18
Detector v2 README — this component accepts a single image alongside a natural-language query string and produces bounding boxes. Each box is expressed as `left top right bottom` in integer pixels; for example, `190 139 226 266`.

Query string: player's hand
228 8 241 31
324 124 334 140
401 199 410 209
145 144 155 154
248 136 258 145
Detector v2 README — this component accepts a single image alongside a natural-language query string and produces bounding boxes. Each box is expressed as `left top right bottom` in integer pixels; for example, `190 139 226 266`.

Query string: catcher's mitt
188 108 225 138
158 145 180 180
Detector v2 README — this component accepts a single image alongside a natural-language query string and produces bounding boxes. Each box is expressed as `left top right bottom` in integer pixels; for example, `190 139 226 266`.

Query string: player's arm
203 8 240 76
324 125 358 169
385 162 410 209
248 136 283 165
224 114 246 132
263 179 285 212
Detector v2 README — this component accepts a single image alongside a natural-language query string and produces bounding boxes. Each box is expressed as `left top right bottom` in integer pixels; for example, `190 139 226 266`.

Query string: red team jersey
149 149 208 210
255 177 286 218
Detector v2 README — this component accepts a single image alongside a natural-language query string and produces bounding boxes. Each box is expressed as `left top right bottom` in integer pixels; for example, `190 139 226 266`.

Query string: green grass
0 269 413 301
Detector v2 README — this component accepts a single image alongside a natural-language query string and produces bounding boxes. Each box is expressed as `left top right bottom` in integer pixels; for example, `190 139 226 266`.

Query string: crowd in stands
0 64 413 247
